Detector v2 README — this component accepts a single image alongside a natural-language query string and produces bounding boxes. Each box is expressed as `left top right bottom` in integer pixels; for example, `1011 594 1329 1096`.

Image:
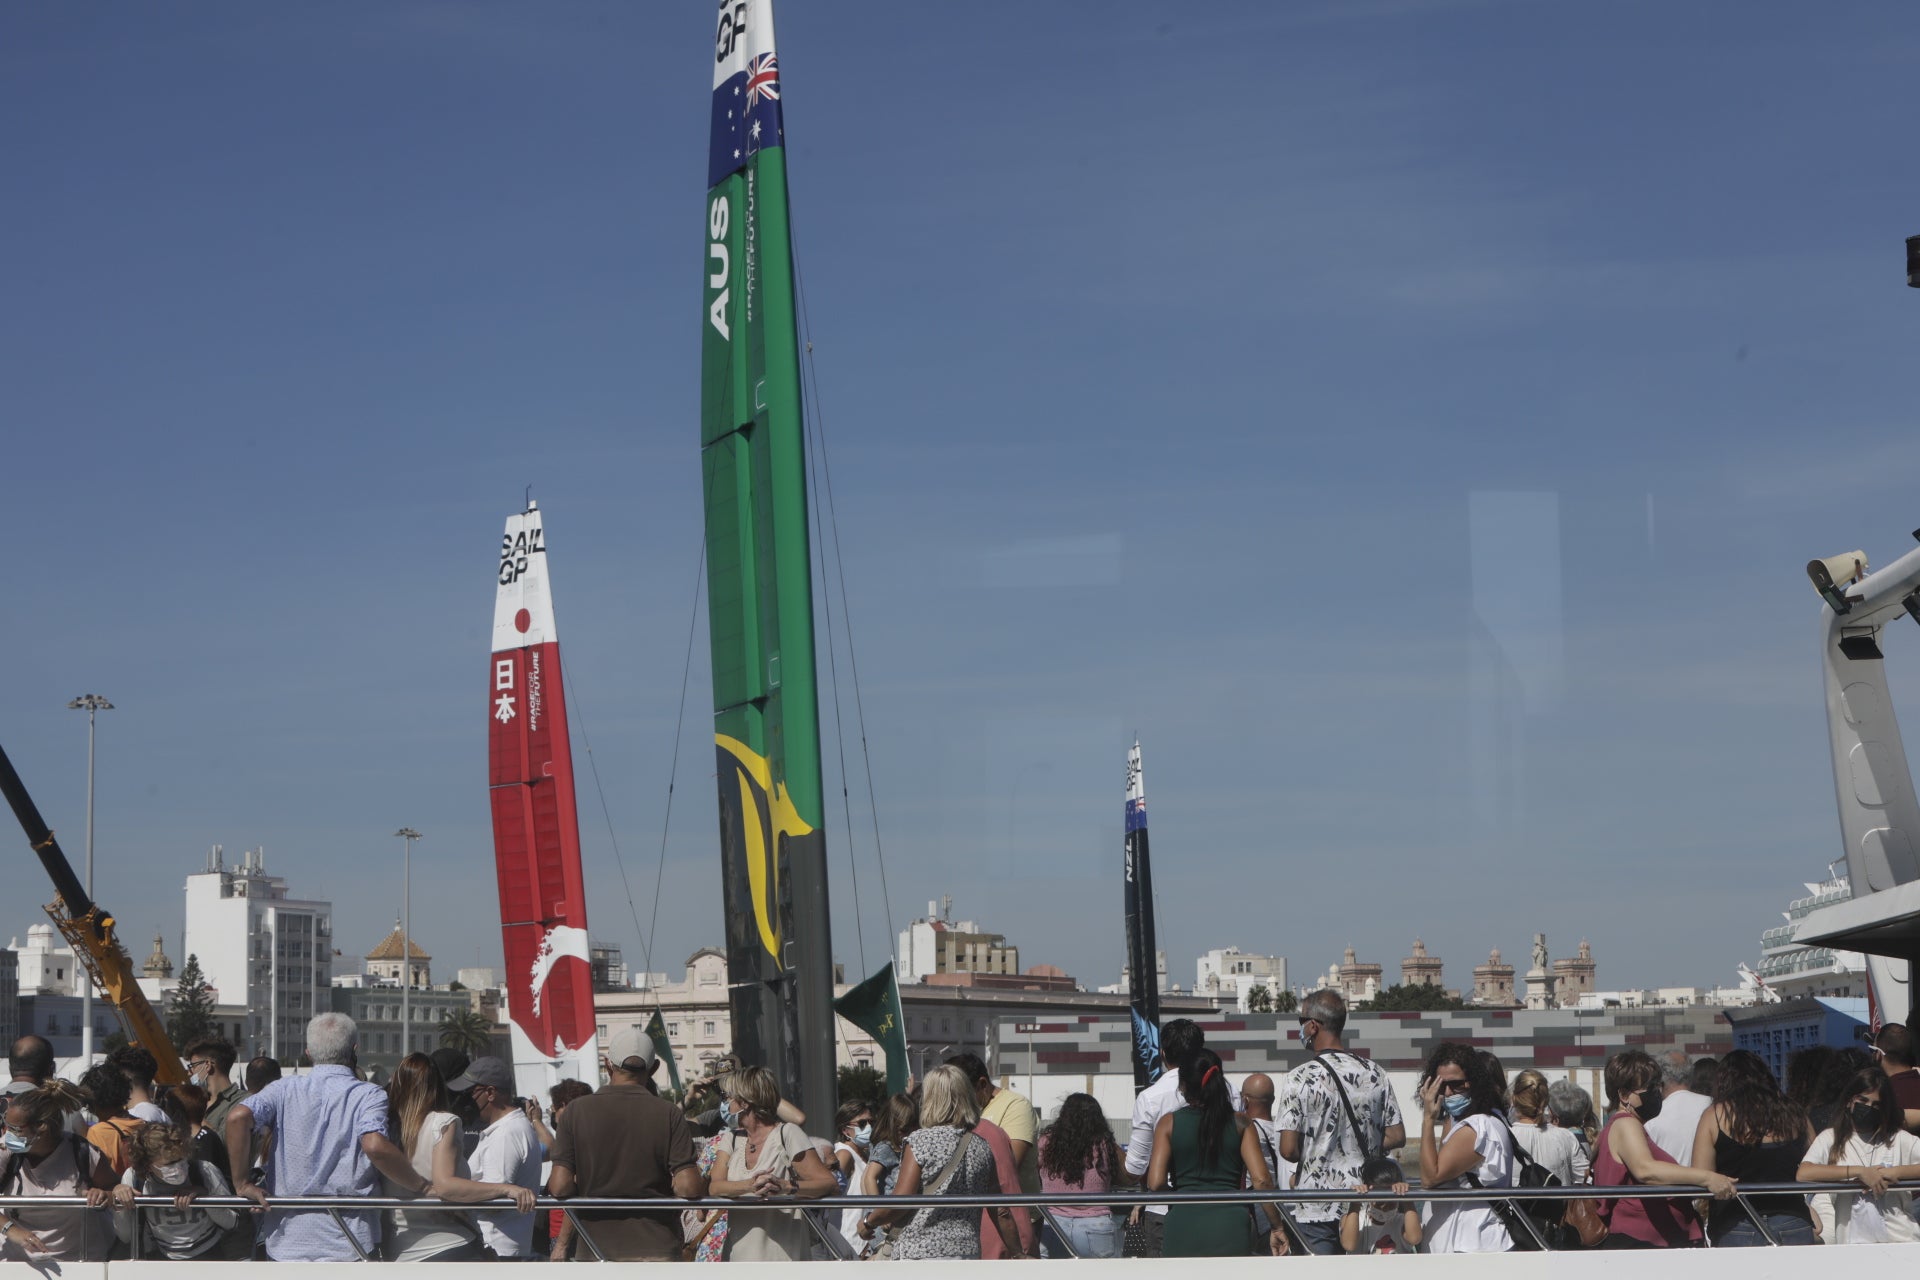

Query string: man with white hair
226 1012 435 1261
1643 1050 1711 1167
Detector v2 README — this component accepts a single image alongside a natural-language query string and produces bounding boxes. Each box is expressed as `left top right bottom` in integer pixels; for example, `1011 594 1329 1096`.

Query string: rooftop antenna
525 484 535 511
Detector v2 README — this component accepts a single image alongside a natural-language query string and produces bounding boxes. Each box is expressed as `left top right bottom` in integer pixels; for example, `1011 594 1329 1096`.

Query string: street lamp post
67 694 114 1066
394 828 421 1058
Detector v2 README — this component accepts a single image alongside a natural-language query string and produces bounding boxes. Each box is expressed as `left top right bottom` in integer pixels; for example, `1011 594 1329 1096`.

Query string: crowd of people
4 997 1920 1261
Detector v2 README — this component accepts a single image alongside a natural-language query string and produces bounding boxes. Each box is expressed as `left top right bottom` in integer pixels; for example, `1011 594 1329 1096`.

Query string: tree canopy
1357 982 1464 1012
166 953 219 1048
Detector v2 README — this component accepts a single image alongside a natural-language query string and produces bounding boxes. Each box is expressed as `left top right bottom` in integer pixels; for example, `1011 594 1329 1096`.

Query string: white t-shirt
1642 1089 1711 1167
384 1111 477 1261
1352 1203 1421 1254
834 1141 869 1249
1247 1115 1296 1191
1511 1122 1579 1190
1803 1127 1920 1244
1421 1113 1513 1254
128 1102 169 1125
468 1109 542 1257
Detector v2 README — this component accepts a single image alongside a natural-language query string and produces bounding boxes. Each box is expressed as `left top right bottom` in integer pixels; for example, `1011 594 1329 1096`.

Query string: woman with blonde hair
870 1065 1023 1260
1509 1070 1579 1190
706 1065 836 1261
383 1053 537 1262
0 1080 114 1261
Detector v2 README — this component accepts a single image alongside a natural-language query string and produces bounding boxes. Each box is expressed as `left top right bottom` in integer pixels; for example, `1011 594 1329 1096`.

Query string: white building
182 845 333 1062
1196 947 1288 1012
1097 950 1170 996
897 899 1019 984
10 924 81 997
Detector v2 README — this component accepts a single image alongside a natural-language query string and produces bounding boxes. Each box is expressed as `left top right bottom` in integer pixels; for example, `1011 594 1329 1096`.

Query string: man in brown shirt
548 1027 706 1260
1876 1024 1920 1129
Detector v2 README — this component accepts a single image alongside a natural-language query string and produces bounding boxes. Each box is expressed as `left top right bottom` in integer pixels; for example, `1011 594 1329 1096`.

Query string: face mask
2 1131 29 1154
1852 1102 1882 1134
854 1124 872 1145
1442 1093 1472 1120
719 1099 734 1124
189 1071 208 1088
154 1160 189 1184
1631 1091 1663 1123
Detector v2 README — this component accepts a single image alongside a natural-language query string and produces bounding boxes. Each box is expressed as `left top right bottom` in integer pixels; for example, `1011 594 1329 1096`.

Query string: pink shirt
1037 1133 1115 1217
974 1119 1038 1259
1593 1116 1702 1247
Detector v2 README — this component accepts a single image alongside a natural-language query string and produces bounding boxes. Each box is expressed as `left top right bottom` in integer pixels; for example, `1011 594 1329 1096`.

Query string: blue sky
3 1 1917 1002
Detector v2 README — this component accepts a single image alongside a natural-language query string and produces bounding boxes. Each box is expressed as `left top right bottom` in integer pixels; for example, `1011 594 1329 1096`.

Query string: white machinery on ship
1808 534 1920 1021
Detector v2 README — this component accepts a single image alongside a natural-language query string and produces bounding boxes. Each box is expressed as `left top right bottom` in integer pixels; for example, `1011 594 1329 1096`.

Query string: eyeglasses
1437 1079 1471 1095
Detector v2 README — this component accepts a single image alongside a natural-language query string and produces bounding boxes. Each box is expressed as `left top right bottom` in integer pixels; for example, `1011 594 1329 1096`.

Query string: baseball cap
446 1056 514 1094
606 1026 659 1075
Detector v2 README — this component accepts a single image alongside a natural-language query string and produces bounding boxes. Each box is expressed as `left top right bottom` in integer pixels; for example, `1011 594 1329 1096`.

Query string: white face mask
154 1160 190 1185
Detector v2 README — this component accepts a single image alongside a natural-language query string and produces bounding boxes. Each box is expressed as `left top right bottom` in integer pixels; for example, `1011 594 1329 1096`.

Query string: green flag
645 1011 682 1094
833 962 909 1095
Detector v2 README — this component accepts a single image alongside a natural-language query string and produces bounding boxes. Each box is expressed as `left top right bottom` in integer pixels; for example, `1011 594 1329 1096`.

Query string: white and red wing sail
488 502 597 1091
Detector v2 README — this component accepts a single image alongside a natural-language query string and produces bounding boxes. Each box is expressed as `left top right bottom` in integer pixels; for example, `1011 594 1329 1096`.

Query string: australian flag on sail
709 0 786 188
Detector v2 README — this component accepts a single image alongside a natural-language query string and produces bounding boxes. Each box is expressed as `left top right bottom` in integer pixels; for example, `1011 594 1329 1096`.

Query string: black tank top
1707 1132 1809 1238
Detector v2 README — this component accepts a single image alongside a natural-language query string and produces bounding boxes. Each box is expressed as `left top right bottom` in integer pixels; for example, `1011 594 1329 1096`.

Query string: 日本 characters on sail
486 501 597 1092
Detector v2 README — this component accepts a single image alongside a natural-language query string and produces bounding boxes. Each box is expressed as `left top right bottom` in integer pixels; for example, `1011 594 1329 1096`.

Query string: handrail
3 1179 1883 1209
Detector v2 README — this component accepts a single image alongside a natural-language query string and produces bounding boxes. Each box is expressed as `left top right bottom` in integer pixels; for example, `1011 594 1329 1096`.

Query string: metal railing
0 1181 1893 1259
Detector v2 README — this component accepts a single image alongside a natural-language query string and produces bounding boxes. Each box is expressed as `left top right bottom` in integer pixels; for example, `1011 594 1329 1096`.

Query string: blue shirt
244 1065 391 1261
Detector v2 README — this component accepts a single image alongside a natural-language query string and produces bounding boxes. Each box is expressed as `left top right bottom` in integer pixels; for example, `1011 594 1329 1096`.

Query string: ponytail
1179 1049 1236 1169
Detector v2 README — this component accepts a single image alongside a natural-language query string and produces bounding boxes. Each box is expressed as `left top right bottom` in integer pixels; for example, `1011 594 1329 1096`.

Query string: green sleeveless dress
1162 1108 1252 1257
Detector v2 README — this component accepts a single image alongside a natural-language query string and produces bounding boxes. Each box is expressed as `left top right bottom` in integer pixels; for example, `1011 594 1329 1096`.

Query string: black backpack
1462 1115 1562 1250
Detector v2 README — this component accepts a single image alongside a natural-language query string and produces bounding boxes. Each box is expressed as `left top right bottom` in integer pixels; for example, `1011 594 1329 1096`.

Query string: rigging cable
792 248 898 959
558 534 707 1035
798 323 869 979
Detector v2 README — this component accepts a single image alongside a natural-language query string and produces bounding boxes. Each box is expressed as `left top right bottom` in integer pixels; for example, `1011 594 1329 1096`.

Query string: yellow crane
0 740 184 1083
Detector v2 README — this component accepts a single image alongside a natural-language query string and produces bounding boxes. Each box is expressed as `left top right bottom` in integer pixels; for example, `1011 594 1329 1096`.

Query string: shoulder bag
1459 1115 1556 1251
1312 1052 1387 1168
865 1129 977 1261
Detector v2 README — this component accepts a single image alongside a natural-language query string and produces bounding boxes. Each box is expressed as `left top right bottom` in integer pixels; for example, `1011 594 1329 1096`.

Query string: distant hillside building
1197 948 1287 1011
365 923 431 989
183 845 333 1062
1473 948 1518 1007
897 899 1019 984
1401 939 1444 989
1319 946 1383 1002
1553 939 1598 1005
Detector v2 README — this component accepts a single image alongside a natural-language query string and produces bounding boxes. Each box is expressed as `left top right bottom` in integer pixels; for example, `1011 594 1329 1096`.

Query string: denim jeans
1713 1214 1816 1247
1041 1213 1124 1259
1292 1218 1345 1255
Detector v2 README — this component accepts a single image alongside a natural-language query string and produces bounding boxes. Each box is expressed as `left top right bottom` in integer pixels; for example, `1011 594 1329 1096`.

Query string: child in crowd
1339 1159 1423 1255
109 1122 245 1260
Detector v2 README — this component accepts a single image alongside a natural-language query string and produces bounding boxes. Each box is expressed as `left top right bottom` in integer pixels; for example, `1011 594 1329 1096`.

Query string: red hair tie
1201 1065 1220 1087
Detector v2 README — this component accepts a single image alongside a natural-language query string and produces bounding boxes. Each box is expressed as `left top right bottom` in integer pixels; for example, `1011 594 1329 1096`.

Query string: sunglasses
1437 1079 1471 1095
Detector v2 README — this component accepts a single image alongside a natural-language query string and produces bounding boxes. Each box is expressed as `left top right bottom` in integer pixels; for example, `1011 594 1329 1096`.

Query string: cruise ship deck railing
2 1181 1891 1258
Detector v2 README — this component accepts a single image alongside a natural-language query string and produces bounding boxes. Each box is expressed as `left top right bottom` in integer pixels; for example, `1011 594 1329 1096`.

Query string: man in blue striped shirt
225 1012 437 1261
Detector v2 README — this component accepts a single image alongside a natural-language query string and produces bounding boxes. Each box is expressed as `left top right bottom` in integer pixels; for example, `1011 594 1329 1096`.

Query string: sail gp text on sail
487 501 597 1093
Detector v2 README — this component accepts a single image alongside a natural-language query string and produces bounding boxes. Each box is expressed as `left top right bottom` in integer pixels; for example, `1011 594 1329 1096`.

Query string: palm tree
439 1008 494 1057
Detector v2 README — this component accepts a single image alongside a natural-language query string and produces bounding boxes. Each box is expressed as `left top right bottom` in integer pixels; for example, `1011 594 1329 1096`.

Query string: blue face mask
719 1100 735 1124
854 1124 872 1145
2 1131 29 1154
1442 1093 1473 1121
